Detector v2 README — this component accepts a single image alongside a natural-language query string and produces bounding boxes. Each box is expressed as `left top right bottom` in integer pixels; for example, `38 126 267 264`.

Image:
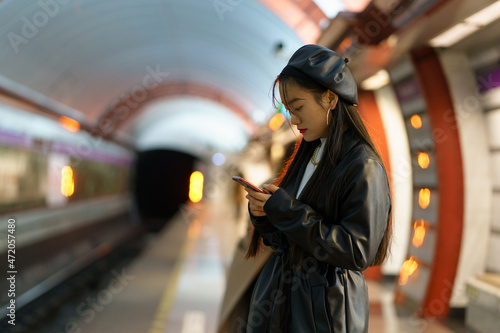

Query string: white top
296 138 326 198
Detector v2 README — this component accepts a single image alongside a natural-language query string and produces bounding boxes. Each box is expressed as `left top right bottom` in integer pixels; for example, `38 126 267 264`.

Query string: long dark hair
246 74 392 267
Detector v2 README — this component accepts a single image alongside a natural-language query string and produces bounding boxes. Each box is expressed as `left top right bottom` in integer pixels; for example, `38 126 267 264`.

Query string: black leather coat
246 131 391 332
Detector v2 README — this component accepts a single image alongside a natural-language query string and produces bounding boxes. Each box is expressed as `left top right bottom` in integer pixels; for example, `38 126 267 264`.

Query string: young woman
244 44 392 332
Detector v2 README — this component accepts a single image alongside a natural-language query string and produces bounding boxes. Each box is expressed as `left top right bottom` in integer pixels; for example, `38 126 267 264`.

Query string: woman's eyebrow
288 97 305 104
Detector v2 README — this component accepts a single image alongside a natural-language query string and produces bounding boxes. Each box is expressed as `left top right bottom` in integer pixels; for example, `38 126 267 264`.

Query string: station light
268 113 285 131
337 37 353 53
252 109 267 124
212 153 226 166
419 188 431 209
360 69 390 91
412 219 427 248
429 1 500 47
410 114 422 129
61 166 75 197
418 152 430 169
59 116 80 132
189 171 204 203
313 0 349 17
398 256 419 285
276 103 290 120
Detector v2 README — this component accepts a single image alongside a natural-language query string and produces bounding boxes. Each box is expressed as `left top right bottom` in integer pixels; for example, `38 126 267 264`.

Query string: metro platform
43 191 470 333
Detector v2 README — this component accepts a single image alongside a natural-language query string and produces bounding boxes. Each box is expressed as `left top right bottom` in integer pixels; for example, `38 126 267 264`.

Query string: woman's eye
294 106 302 112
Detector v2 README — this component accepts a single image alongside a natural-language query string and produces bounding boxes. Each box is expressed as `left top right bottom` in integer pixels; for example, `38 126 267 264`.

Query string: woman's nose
290 113 301 125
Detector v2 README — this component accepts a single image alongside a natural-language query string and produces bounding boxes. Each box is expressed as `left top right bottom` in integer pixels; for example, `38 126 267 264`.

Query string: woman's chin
301 134 317 142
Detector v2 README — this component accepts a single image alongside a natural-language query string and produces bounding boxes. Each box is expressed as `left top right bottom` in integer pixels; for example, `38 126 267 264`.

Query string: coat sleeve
248 206 282 250
263 158 391 270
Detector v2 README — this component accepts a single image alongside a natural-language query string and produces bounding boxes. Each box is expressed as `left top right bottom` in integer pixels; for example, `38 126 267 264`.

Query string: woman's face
280 82 338 142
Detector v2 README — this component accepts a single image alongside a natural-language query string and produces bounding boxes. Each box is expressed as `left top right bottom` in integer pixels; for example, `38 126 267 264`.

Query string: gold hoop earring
327 109 331 126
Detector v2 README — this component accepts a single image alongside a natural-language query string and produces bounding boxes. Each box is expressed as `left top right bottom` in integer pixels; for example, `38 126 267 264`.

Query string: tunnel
134 149 198 231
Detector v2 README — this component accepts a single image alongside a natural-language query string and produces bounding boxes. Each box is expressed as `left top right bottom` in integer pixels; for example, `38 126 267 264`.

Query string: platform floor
66 193 470 333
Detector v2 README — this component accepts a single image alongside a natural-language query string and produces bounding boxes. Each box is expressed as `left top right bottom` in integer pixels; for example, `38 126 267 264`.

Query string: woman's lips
298 128 307 134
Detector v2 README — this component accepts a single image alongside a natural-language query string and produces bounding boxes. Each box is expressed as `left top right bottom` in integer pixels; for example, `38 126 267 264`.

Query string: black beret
280 44 358 105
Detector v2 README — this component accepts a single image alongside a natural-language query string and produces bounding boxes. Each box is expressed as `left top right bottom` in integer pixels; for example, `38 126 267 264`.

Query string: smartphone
232 176 269 194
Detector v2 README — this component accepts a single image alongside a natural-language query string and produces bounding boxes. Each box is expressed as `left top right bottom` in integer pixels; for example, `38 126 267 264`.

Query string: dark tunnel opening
133 149 199 232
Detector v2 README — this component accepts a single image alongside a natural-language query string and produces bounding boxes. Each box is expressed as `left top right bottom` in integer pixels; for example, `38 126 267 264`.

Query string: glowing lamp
398 257 419 285
419 188 431 209
189 171 204 203
59 116 80 132
61 166 75 197
418 152 430 169
412 219 427 248
268 113 285 131
410 114 422 129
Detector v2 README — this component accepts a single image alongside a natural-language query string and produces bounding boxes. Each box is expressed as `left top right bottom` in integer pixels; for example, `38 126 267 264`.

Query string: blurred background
0 0 499 332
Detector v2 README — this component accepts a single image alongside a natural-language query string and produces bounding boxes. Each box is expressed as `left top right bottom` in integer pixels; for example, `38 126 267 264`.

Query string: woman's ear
327 90 339 110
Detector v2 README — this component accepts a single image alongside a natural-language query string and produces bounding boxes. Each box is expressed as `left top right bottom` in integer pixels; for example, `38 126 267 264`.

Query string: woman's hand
245 184 279 217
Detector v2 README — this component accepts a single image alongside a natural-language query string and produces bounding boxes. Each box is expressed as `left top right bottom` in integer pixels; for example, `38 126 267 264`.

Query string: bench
466 274 500 333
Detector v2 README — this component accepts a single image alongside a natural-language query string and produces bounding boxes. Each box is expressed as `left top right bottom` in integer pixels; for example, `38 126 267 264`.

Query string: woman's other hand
245 184 279 217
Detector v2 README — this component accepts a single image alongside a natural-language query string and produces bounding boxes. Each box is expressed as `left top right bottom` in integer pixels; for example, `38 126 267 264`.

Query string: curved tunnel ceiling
130 97 251 156
0 0 336 157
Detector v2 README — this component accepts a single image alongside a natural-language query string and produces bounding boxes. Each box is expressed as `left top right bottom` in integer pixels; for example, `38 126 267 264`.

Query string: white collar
311 138 326 165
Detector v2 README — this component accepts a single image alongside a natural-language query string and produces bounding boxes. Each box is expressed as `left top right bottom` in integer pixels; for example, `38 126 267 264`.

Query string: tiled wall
470 48 500 273
439 50 493 307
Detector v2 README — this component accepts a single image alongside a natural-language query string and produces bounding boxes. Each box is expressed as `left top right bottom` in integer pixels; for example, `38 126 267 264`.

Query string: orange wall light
59 116 80 132
399 257 419 285
61 166 75 197
410 114 422 129
189 171 204 203
268 113 285 131
419 188 431 209
412 219 427 248
418 152 430 169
